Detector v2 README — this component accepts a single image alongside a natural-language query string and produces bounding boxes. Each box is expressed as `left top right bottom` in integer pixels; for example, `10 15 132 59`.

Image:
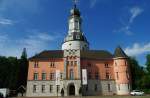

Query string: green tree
0 56 19 89
17 48 28 88
146 54 150 74
142 54 150 89
128 57 145 89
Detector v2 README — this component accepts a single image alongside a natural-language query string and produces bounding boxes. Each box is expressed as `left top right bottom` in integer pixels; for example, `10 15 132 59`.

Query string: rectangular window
50 73 55 80
116 72 119 79
56 85 60 93
60 73 63 79
50 85 53 93
128 84 130 89
34 73 38 80
125 61 127 66
118 84 120 90
41 85 45 93
95 84 98 91
108 84 111 92
106 72 110 79
33 85 36 93
42 73 46 80
126 70 129 79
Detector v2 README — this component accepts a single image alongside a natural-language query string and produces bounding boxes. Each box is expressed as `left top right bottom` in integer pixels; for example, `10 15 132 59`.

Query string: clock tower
62 4 89 50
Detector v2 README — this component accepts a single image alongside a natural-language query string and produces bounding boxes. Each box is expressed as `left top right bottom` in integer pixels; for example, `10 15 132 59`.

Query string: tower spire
73 0 78 8
62 0 89 50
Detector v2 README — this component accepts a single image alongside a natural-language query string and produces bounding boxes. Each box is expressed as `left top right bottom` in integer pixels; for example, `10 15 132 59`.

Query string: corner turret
113 46 131 95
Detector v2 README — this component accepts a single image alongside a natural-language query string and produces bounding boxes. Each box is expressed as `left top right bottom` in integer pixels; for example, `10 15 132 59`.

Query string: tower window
67 61 69 65
71 61 73 66
70 69 74 80
126 70 129 79
125 61 128 66
74 61 77 66
76 35 80 39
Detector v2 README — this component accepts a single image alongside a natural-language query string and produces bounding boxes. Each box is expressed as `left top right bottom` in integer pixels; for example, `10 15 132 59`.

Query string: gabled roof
81 50 113 59
29 50 63 60
114 46 128 58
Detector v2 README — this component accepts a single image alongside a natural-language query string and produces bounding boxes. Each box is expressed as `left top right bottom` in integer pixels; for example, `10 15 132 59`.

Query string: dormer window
105 63 109 68
34 62 39 68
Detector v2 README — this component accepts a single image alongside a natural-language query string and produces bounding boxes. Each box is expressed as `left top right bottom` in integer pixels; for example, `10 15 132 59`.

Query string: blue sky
0 0 150 66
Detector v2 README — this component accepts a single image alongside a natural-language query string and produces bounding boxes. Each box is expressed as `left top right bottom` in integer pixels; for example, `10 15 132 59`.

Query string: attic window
34 62 39 68
105 63 109 68
50 62 55 68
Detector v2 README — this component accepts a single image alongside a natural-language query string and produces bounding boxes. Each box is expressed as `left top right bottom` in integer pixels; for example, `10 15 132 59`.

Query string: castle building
26 4 131 97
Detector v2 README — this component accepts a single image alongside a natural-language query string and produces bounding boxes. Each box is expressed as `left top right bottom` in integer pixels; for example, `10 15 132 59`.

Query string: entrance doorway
69 84 75 96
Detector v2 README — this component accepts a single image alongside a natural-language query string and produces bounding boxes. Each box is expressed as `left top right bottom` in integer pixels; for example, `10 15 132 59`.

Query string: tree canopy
0 48 28 90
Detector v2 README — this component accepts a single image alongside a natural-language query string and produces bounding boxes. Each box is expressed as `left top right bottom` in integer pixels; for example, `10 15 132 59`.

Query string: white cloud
125 43 150 56
129 6 143 23
0 32 62 58
115 6 144 35
0 18 13 25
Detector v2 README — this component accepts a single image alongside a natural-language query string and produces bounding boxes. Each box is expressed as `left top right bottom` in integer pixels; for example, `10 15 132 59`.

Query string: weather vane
73 0 79 8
